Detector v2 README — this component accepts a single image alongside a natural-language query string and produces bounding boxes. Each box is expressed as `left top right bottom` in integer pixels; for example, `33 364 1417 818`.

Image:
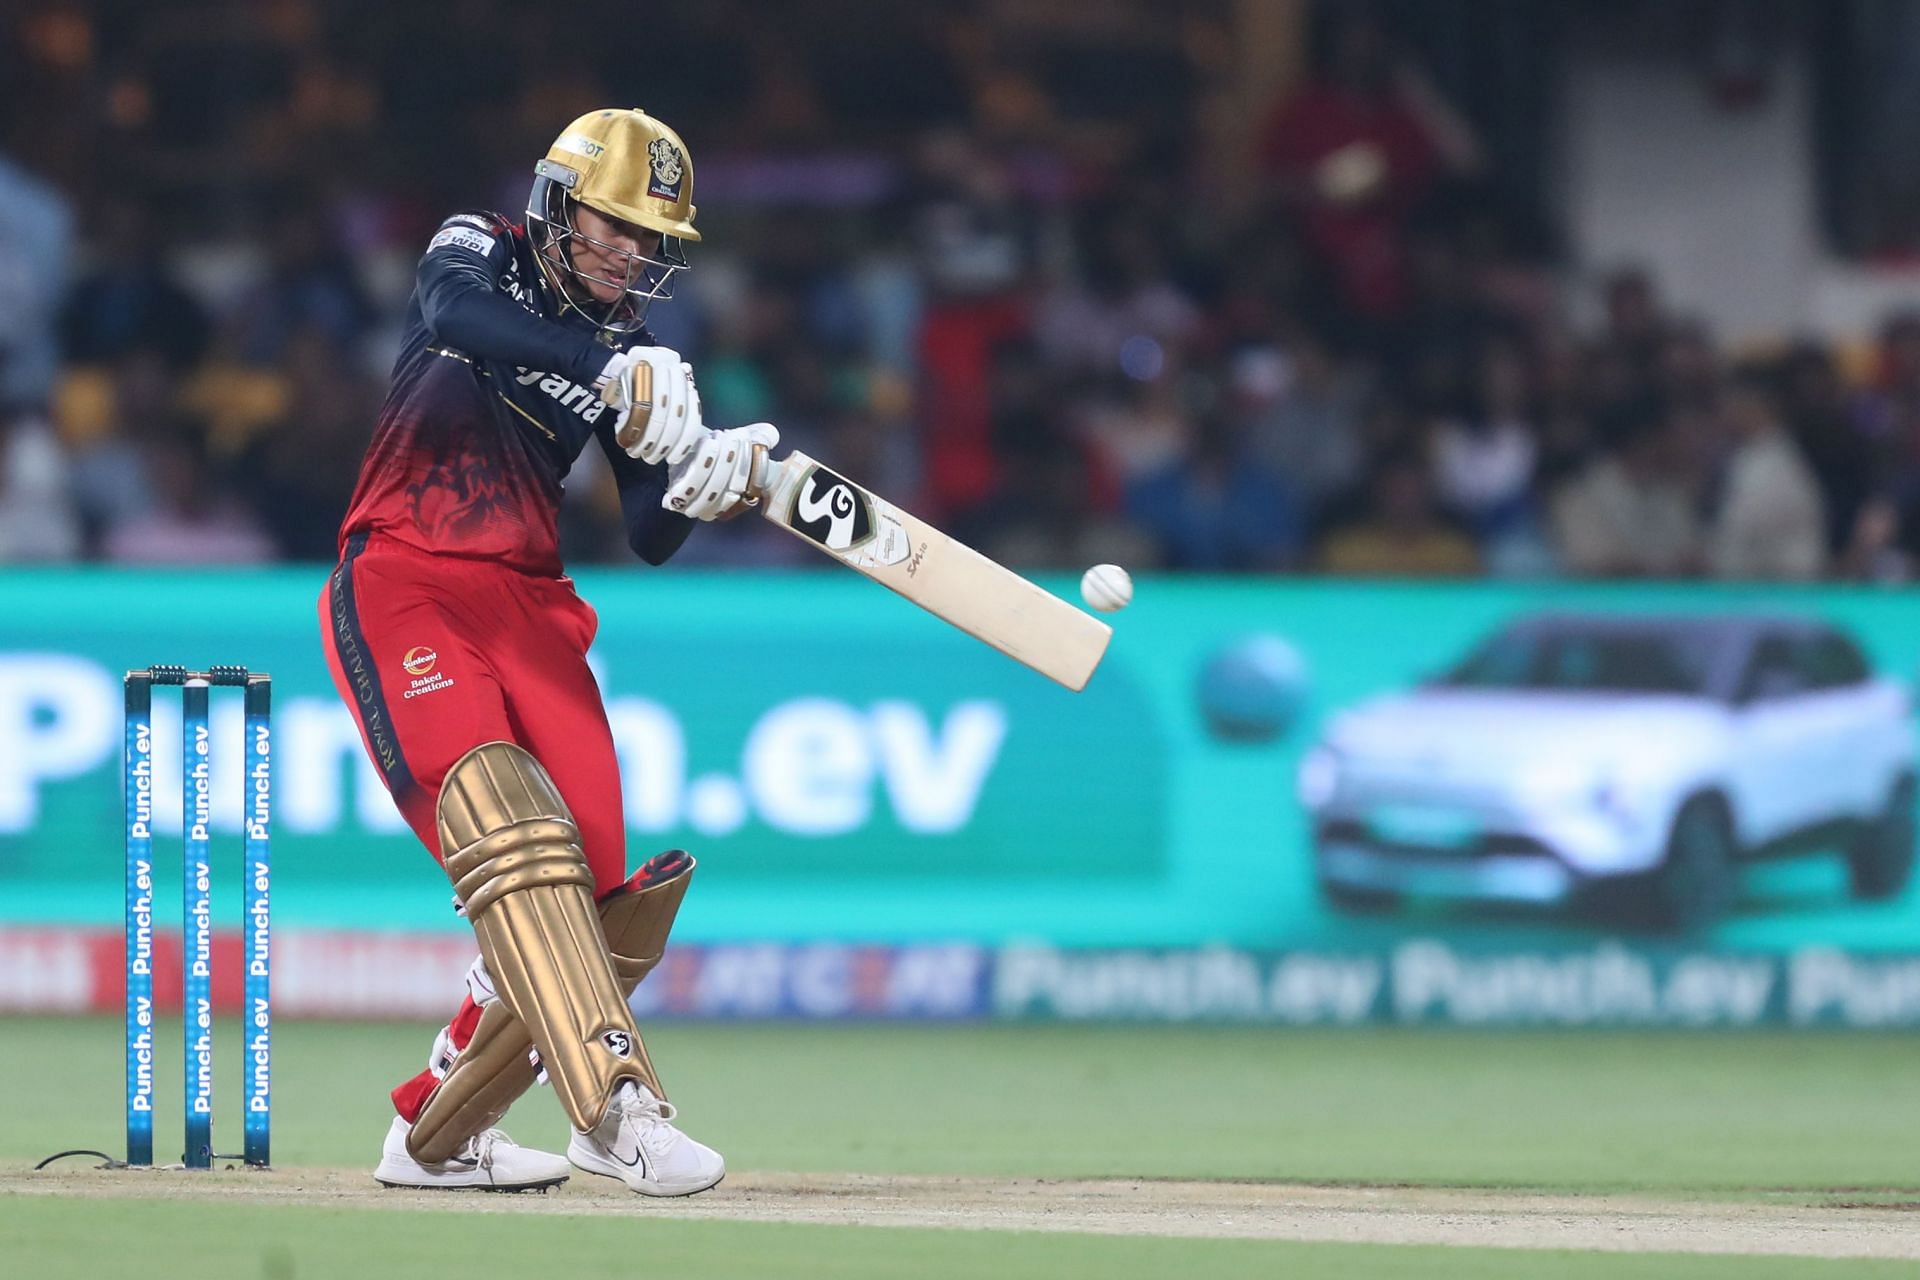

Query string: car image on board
1297 614 1917 931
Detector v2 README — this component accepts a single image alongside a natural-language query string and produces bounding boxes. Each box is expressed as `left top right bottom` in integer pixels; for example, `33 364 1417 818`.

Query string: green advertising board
4 568 1919 957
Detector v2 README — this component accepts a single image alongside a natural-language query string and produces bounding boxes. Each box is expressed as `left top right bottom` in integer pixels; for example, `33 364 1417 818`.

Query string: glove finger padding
663 431 732 519
693 434 755 520
608 349 705 466
664 423 778 521
659 364 705 466
630 357 687 466
605 346 665 449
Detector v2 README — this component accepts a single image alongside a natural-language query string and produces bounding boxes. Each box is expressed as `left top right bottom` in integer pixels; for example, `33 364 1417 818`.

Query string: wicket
123 665 272 1170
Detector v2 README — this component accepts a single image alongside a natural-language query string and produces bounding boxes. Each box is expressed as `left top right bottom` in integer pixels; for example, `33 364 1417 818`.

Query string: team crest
646 137 684 200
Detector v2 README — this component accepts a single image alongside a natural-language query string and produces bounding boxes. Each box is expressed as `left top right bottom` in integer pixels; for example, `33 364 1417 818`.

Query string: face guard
527 173 688 334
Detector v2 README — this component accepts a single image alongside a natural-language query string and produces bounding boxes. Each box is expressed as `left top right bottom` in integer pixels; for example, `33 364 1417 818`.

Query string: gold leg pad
405 1001 537 1165
406 845 695 1162
602 852 695 990
401 852 695 1159
437 742 653 1133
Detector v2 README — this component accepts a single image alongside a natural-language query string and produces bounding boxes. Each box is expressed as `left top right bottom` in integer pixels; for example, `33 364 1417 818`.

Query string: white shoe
567 1081 726 1197
373 1116 571 1192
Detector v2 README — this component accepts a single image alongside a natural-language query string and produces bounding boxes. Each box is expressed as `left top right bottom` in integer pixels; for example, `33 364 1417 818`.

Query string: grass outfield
8 1018 1920 1187
6 1198 1919 1280
4 1018 1920 1277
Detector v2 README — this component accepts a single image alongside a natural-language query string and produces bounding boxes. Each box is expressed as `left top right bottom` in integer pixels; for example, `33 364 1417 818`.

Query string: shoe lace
455 1128 506 1170
612 1084 680 1155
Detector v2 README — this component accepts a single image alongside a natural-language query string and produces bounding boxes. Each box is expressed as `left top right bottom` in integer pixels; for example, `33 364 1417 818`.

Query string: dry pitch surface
7 1165 1920 1261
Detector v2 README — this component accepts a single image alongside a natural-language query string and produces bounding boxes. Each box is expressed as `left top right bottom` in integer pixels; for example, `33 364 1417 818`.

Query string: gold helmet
527 108 700 334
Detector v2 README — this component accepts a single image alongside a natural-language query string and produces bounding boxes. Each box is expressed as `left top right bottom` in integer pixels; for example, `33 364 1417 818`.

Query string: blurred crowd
3 0 1920 579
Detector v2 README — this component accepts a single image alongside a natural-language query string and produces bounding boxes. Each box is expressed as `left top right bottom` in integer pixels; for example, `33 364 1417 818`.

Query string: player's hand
598 346 706 466
662 422 780 522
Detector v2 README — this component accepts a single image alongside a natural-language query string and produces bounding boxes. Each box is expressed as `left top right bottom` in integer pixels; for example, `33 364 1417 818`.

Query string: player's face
565 206 663 304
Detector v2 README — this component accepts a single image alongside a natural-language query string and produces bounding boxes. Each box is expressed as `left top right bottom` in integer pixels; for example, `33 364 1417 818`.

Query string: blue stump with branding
241 674 272 1168
122 673 154 1167
122 666 272 1170
181 678 213 1169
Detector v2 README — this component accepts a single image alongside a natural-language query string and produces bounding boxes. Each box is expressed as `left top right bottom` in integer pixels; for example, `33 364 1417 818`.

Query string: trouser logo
601 1030 633 1058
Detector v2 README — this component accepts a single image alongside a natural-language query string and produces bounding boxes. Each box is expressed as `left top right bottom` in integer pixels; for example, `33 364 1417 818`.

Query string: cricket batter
319 108 771 1194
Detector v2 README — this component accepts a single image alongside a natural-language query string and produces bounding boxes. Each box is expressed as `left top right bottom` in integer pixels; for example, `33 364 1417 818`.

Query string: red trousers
319 531 629 890
318 531 631 1120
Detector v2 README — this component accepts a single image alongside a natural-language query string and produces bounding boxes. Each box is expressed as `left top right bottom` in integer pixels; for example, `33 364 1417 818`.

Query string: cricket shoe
567 1080 726 1196
373 1116 571 1192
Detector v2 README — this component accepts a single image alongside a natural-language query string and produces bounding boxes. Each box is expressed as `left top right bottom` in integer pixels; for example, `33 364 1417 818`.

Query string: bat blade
758 451 1111 690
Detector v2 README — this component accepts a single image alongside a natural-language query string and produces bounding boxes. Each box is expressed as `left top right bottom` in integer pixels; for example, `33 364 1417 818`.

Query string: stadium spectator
1243 329 1368 530
0 400 80 562
1126 415 1305 571
1656 318 1722 413
971 433 1159 573
1318 447 1478 577
1853 310 1920 475
103 424 277 564
1550 400 1704 578
1778 342 1877 557
60 199 212 373
1705 372 1827 581
1257 4 1480 328
1600 268 1668 376
226 204 376 366
64 350 166 556
909 130 1037 517
1033 202 1203 377
1429 337 1540 539
235 328 377 560
0 149 73 409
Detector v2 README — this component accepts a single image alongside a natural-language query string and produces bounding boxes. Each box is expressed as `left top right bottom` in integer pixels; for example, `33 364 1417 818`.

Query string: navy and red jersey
336 211 692 575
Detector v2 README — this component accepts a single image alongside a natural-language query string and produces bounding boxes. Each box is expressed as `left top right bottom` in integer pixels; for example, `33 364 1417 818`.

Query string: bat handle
749 443 775 504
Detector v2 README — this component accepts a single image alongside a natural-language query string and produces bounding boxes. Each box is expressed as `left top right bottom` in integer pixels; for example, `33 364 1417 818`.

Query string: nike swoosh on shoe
613 1138 649 1177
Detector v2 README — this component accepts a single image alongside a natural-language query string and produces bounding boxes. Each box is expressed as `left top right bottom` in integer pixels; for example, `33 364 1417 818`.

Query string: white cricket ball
1080 563 1132 613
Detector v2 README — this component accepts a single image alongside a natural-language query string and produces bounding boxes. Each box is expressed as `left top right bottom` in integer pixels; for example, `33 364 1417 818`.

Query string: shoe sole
568 1149 725 1198
374 1174 569 1193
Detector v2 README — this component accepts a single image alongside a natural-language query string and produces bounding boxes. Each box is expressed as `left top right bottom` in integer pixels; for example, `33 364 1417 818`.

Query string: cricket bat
750 448 1111 691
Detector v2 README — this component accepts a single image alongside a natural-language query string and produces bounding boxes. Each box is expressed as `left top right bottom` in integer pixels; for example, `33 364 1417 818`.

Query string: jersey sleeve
415 213 609 388
595 424 696 565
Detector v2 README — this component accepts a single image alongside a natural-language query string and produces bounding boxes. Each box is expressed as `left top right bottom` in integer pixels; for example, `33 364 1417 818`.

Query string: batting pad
436 743 660 1135
408 850 695 1165
601 849 695 991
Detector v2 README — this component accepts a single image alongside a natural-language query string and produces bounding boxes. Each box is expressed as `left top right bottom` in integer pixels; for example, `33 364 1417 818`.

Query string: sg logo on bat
791 466 873 551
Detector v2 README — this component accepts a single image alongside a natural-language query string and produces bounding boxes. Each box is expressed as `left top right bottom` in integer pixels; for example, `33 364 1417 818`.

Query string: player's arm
415 217 700 459
594 426 696 565
414 214 610 389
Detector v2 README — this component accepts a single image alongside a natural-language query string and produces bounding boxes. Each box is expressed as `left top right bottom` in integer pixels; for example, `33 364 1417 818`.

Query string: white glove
597 346 706 466
663 423 780 522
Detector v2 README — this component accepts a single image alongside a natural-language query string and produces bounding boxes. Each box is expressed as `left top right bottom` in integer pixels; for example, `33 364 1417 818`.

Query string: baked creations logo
401 646 455 700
